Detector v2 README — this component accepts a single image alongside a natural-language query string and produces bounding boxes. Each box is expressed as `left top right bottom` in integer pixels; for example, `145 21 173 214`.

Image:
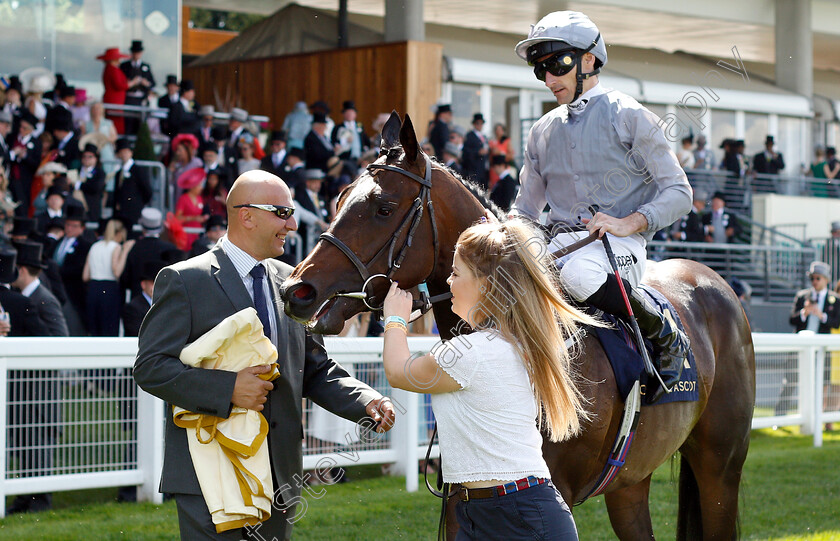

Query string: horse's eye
377 206 394 217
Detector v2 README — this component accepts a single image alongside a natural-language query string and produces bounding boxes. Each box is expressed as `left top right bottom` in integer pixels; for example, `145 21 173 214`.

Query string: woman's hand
383 282 412 321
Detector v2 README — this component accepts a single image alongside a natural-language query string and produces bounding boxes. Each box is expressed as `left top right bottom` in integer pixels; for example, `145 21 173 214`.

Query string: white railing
1 333 838 517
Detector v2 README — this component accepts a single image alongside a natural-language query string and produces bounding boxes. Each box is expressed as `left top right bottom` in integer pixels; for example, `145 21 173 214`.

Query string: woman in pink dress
175 167 208 246
96 48 130 134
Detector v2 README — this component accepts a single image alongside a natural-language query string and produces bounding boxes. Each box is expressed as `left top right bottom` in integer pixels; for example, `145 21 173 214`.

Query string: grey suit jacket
29 283 69 337
134 243 380 501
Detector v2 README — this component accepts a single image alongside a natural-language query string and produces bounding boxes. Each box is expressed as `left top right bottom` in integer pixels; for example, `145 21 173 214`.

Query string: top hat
719 138 733 149
11 217 36 238
0 248 18 284
310 100 330 113
305 168 325 180
288 147 306 161
765 135 775 145
205 214 228 231
831 220 840 232
210 125 228 141
230 107 248 123
711 191 726 202
81 143 100 157
179 79 194 93
11 240 46 270
18 109 39 129
490 154 507 166
165 75 178 86
472 113 485 124
6 76 23 94
130 40 144 53
312 112 328 124
140 259 166 282
139 207 163 231
0 110 11 124
206 165 227 179
53 110 74 133
115 138 133 152
199 104 215 117
808 261 831 280
199 141 217 156
436 104 452 114
444 142 461 159
45 186 67 200
64 203 85 223
96 48 129 62
270 130 286 142
59 85 76 99
342 100 356 112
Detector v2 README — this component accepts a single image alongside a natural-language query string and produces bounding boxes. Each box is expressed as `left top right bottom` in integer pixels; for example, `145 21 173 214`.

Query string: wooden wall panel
183 41 442 137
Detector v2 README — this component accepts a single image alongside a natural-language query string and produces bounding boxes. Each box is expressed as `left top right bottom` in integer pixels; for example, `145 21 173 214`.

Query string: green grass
1 430 838 540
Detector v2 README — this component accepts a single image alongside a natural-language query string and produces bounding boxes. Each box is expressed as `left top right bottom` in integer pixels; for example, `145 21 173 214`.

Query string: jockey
511 11 694 402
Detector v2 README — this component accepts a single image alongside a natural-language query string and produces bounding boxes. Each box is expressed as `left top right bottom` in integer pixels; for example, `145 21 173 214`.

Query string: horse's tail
676 454 702 540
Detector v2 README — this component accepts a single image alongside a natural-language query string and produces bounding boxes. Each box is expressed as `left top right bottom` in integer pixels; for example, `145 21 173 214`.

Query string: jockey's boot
587 275 690 403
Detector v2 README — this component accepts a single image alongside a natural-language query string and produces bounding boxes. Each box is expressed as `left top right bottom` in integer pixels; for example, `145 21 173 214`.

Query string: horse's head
282 112 466 334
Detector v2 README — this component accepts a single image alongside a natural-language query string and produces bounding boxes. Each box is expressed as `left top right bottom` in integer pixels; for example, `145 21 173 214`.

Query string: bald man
134 171 395 540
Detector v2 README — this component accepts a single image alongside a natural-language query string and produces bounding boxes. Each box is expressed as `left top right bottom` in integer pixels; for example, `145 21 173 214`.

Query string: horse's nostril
290 283 316 304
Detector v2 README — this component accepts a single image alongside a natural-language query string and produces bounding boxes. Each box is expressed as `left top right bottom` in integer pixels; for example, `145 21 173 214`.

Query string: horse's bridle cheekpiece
318 152 442 315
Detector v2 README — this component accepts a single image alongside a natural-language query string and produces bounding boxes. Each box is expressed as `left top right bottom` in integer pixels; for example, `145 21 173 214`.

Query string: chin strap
572 33 602 102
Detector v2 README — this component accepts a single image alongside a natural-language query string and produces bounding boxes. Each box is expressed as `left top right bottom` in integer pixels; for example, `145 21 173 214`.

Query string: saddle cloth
589 284 699 406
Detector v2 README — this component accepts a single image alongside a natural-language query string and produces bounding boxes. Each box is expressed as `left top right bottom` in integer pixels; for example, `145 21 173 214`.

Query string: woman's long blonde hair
455 219 599 442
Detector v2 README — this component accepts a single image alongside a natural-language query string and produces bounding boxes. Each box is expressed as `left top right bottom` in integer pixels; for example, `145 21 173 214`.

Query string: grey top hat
808 261 831 279
230 108 248 123
0 110 11 124
831 220 840 232
443 142 461 159
199 105 215 117
139 207 163 232
305 168 325 180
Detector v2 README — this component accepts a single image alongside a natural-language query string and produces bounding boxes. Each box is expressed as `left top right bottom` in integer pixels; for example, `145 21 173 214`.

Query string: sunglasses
233 204 295 220
532 51 578 82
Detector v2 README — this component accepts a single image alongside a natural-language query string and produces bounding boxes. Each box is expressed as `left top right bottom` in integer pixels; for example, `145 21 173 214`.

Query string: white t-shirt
431 330 551 484
88 240 119 281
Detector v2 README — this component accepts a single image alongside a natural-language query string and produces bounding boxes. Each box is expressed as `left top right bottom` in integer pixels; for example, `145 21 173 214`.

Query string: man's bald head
226 170 297 261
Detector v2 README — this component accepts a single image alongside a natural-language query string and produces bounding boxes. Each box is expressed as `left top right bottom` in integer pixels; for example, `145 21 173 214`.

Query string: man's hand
0 318 10 337
365 397 396 433
583 212 648 238
231 365 274 411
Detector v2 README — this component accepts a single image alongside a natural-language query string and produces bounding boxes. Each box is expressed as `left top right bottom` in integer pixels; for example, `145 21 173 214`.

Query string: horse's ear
381 111 402 152
399 114 420 164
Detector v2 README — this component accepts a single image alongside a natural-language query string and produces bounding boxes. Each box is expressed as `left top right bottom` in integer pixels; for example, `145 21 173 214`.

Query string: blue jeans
455 481 578 540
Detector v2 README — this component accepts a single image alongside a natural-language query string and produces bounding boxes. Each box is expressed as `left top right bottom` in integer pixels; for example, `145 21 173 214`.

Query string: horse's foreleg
604 476 655 541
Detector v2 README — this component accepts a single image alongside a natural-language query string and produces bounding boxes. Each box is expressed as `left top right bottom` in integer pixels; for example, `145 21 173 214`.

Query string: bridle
318 152 442 312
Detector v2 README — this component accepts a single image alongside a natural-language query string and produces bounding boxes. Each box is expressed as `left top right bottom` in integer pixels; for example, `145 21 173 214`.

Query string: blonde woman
83 218 134 336
382 219 598 540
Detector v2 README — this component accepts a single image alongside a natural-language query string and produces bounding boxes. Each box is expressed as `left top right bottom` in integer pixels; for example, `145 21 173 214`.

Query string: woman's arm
82 252 91 282
382 283 460 394
112 239 135 278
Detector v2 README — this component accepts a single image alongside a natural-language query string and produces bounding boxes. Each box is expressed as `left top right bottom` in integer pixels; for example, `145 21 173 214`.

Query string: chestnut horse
281 113 755 540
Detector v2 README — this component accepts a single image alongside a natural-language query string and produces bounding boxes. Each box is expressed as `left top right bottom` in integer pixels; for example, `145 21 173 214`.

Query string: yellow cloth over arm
173 307 281 533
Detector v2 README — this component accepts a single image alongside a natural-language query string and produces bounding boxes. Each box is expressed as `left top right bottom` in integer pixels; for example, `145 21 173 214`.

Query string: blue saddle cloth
589 285 699 406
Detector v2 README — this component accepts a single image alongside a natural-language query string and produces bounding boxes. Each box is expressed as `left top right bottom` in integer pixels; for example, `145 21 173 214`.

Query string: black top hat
53 110 74 133
46 216 65 231
342 100 356 112
270 130 286 142
472 113 485 124
0 248 18 284
312 112 328 124
11 240 46 270
18 109 39 128
7 75 23 93
206 165 227 179
490 154 507 166
205 214 228 231
765 135 775 144
711 191 727 201
179 79 194 93
11 217 36 238
140 259 166 282
81 143 100 157
165 74 178 86
199 141 217 155
130 40 144 53
310 100 330 113
210 125 228 141
59 85 76 99
288 147 306 161
115 138 133 152
436 104 452 114
65 203 85 223
46 185 66 199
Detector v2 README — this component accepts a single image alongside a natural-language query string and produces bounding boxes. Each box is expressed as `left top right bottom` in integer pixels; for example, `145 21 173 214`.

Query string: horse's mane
383 145 503 219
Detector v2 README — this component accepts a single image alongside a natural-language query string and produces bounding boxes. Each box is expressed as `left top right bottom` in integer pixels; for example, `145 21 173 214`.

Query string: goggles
532 50 578 82
233 203 295 220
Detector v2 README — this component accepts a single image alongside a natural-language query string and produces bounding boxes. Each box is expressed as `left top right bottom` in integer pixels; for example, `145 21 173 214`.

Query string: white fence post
136 387 164 503
814 347 825 448
0 358 7 519
798 347 816 435
390 388 419 492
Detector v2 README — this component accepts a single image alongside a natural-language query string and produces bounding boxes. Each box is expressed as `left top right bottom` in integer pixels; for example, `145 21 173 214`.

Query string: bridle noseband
318 152 440 312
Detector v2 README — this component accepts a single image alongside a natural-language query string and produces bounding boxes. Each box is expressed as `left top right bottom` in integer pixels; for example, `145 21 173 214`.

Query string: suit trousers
175 493 291 541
